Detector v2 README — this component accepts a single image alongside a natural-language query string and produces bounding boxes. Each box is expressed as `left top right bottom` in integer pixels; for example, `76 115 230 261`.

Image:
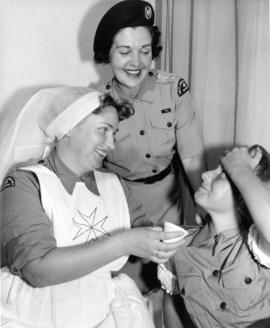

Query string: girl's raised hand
221 146 262 176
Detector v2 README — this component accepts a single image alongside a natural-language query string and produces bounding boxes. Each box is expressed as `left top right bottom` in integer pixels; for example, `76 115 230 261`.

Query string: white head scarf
0 86 102 183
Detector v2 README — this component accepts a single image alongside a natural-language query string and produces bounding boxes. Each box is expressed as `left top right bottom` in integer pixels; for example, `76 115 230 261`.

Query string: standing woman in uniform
93 0 206 229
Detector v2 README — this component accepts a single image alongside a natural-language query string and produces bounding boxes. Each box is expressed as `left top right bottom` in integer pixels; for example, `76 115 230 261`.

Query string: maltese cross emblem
73 207 110 243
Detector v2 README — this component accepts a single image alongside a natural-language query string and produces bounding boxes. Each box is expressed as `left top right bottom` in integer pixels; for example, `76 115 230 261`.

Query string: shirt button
244 277 252 284
105 84 111 90
220 302 227 310
148 71 153 76
167 122 172 127
140 130 145 135
152 169 157 174
212 270 219 277
145 153 151 159
180 288 185 295
214 235 220 243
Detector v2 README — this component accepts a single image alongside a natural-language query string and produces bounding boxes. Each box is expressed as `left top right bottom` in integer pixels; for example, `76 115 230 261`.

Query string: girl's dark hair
229 145 270 228
94 25 162 64
92 93 134 121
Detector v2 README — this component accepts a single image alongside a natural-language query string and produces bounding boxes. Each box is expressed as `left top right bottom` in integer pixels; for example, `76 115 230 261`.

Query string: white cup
163 221 188 243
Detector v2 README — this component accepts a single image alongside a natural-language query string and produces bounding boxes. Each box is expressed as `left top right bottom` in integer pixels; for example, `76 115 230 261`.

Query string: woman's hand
122 227 185 264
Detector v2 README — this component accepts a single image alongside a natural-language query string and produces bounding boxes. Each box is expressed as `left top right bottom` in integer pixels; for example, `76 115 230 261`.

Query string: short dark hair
92 93 134 121
229 145 270 228
94 25 162 64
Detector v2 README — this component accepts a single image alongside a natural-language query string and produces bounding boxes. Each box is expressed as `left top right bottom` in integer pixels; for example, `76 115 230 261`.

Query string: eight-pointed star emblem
73 207 110 243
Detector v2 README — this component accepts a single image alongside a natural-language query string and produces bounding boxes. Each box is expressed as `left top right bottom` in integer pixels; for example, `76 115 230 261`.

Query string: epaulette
151 70 189 97
154 70 176 83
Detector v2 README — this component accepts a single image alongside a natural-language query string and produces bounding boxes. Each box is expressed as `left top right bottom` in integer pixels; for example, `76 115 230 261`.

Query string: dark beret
93 0 155 56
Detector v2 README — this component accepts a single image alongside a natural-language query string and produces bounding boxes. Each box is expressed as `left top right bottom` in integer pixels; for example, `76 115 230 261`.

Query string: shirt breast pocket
222 262 263 312
149 113 175 153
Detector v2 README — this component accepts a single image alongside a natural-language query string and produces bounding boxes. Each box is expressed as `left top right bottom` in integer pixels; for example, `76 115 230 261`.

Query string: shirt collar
188 222 245 247
110 74 153 103
43 149 100 196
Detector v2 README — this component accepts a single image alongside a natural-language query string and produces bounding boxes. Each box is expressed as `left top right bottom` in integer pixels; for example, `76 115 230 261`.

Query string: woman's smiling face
109 26 153 91
194 166 234 213
61 106 119 176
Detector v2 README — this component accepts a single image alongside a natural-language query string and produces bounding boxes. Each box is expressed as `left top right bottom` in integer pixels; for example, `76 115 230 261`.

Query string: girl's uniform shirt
158 223 270 328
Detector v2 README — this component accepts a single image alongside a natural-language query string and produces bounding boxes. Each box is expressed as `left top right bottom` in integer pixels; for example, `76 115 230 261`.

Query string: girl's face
109 26 153 91
194 166 234 213
63 106 119 175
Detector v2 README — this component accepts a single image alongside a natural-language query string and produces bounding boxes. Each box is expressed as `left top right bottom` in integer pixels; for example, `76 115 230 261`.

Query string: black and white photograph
0 1 270 327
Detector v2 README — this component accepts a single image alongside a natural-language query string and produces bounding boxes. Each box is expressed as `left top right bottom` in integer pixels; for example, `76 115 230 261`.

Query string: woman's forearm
22 230 129 287
181 154 206 192
22 227 185 287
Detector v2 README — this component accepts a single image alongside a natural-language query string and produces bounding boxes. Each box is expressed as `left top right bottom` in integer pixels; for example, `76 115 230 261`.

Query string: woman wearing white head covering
0 87 184 328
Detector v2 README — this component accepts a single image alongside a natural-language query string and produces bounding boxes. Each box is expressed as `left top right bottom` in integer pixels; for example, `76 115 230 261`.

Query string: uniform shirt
1 150 149 275
158 223 270 328
102 69 204 180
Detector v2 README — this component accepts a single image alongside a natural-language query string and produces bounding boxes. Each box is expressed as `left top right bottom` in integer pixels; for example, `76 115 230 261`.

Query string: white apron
1 166 154 328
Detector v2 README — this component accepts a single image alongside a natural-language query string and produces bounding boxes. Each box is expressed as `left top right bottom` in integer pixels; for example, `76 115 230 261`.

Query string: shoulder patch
156 71 176 83
177 78 189 97
1 176 15 191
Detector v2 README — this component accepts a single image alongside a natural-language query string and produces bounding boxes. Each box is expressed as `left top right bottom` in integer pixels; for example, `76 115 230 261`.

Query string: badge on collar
177 78 189 97
1 176 15 191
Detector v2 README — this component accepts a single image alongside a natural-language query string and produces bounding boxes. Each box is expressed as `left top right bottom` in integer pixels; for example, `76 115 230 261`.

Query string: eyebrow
100 122 115 130
116 44 151 49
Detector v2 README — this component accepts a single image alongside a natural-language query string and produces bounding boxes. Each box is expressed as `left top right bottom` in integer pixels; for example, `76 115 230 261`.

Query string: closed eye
141 46 151 55
98 127 107 134
119 51 130 56
117 46 130 55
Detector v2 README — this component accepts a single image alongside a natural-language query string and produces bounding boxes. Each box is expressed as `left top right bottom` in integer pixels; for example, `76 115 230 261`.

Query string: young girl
158 145 270 328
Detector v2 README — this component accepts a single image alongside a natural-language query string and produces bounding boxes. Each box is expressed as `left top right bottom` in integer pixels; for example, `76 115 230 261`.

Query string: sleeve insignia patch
177 78 189 97
1 176 15 191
